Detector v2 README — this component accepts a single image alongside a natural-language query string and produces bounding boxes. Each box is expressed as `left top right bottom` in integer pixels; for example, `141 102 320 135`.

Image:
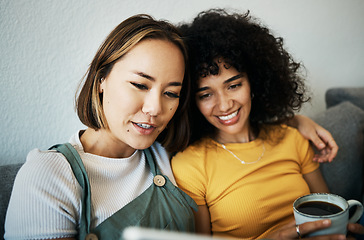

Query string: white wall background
1 0 363 165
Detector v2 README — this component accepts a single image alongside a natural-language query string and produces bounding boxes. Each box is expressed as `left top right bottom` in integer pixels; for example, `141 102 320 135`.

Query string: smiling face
99 39 185 153
195 62 252 143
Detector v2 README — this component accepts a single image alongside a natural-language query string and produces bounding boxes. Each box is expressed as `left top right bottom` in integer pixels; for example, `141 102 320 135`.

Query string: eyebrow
135 71 155 81
224 74 243 84
196 74 243 93
135 71 182 87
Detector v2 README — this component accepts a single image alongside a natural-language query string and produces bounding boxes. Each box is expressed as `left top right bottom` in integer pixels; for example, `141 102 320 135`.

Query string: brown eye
228 83 242 90
198 93 212 100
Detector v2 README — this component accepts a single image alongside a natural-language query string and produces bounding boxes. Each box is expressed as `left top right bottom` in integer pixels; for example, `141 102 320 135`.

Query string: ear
99 78 105 93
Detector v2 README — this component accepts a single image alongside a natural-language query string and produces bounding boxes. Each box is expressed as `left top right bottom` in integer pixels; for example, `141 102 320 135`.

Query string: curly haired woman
172 9 362 239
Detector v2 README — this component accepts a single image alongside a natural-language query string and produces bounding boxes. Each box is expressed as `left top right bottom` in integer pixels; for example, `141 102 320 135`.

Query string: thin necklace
220 142 265 164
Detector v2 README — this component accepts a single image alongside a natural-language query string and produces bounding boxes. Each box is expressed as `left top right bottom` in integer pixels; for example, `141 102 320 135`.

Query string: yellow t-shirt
171 126 318 239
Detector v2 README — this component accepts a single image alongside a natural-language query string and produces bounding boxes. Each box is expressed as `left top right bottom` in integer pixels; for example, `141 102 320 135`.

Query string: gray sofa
1 87 363 239
314 87 364 202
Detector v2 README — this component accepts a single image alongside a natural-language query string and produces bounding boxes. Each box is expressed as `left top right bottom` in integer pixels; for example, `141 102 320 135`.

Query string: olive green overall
51 143 197 240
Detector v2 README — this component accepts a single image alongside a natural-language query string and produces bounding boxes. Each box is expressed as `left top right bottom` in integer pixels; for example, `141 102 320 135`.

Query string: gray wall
1 0 363 165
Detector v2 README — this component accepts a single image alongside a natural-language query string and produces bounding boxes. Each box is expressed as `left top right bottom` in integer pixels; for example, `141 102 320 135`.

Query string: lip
132 122 157 135
216 109 240 126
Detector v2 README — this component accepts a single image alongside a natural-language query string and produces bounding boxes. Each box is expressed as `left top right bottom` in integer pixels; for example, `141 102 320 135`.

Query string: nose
142 91 162 117
217 92 233 112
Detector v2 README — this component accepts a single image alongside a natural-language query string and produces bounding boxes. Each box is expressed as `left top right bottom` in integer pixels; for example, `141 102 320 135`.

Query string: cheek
243 94 252 106
235 88 251 105
103 89 141 118
197 101 211 118
165 102 179 121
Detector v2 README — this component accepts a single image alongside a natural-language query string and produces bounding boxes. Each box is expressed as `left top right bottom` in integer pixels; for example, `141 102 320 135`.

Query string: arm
194 205 212 235
5 150 80 239
303 168 330 193
288 115 338 163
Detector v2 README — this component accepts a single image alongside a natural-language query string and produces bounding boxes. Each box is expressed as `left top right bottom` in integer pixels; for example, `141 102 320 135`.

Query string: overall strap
90 147 197 238
143 148 160 176
50 143 91 240
143 147 197 211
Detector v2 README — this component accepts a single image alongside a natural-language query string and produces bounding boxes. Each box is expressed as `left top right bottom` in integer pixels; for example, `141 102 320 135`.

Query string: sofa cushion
326 87 364 110
313 101 364 201
0 163 22 239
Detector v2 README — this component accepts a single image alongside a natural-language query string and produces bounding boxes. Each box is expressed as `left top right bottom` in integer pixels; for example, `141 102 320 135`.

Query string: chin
131 139 156 150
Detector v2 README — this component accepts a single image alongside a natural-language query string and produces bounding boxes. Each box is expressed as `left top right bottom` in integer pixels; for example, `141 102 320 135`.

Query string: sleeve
293 129 319 175
4 149 81 239
171 146 208 206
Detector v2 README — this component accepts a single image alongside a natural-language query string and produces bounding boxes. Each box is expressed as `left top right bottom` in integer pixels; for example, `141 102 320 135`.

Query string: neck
215 127 257 144
80 128 136 158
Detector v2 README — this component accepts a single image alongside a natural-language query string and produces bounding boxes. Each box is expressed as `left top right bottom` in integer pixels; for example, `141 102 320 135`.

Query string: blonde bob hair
76 14 191 152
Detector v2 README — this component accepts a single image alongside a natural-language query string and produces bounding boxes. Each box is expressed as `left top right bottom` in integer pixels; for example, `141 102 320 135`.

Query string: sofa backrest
313 87 364 202
0 163 23 239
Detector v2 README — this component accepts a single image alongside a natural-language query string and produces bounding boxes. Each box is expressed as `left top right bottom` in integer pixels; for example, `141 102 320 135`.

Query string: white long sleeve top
4 130 176 240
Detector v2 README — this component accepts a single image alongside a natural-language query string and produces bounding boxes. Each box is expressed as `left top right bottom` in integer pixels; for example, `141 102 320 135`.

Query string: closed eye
165 91 180 99
130 82 148 90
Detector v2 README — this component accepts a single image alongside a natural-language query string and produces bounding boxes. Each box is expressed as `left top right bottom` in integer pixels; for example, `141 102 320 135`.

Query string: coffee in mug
293 193 363 236
296 201 343 216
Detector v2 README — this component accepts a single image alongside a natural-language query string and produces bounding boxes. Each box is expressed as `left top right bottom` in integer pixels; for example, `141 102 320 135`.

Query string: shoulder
24 148 75 178
173 138 209 157
266 125 306 143
171 139 211 201
171 138 211 167
274 126 313 157
284 125 308 144
5 147 81 239
24 148 70 172
282 125 303 138
16 148 80 193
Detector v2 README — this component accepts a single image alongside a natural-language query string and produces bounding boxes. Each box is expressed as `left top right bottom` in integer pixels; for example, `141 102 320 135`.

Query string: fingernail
323 219 330 225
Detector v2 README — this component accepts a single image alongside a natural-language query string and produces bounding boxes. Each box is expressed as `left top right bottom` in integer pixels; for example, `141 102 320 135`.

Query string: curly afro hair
179 8 310 145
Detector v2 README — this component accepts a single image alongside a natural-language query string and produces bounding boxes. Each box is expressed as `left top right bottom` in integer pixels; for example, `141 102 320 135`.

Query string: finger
325 139 338 162
313 149 330 163
348 223 364 234
312 155 319 162
313 155 324 163
298 220 331 235
297 220 346 240
280 221 331 239
316 131 338 162
311 135 326 151
267 220 298 239
309 234 347 240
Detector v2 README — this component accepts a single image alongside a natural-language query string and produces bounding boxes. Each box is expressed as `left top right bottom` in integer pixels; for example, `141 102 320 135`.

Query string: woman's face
100 39 185 151
195 62 252 142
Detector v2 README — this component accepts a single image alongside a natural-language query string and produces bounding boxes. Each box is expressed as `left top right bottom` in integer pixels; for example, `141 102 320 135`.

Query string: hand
267 220 346 239
310 125 338 163
347 223 364 239
291 115 338 163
